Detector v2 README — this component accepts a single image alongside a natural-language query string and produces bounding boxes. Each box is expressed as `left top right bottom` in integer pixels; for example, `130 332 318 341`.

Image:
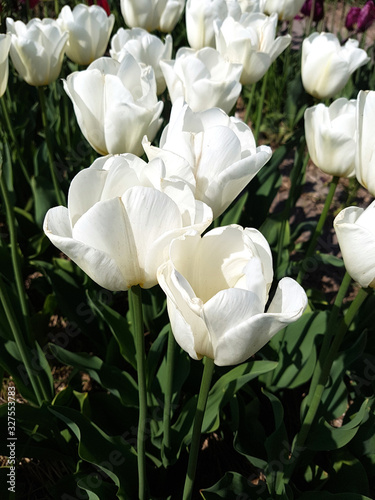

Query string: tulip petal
211 278 307 366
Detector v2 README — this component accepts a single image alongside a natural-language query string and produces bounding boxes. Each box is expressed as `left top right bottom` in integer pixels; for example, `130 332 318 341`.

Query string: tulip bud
263 0 305 20
6 17 68 87
334 201 375 289
304 98 356 178
0 34 11 98
355 90 375 196
120 0 185 33
57 4 115 66
301 32 370 99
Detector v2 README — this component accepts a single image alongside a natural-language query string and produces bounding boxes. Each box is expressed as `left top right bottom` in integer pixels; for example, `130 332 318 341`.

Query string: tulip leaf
49 405 138 500
31 174 61 226
201 471 272 499
306 398 371 451
298 493 372 500
202 360 278 433
265 311 328 389
219 191 248 226
49 344 138 407
86 291 136 369
323 449 370 496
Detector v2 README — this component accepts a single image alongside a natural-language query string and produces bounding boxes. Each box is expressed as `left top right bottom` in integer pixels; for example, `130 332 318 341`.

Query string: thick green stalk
0 273 44 406
254 71 269 142
162 325 176 464
128 285 147 500
183 357 215 500
244 84 256 126
37 86 65 206
283 287 370 486
297 176 339 284
304 271 352 414
1 96 31 185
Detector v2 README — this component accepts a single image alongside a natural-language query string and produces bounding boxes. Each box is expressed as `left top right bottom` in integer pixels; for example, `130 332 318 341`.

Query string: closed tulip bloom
185 0 241 50
334 201 375 289
263 0 305 20
120 0 185 33
214 12 291 85
110 27 172 95
300 0 324 22
355 90 375 196
304 98 356 178
143 98 272 218
0 34 11 97
160 47 242 113
301 32 370 100
44 154 213 291
158 225 307 366
57 4 115 66
6 17 68 86
64 55 163 156
239 0 266 13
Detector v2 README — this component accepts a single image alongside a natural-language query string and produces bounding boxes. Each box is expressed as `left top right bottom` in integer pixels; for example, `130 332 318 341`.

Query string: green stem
254 71 268 142
54 0 59 16
0 273 44 406
129 285 147 500
244 84 256 126
297 176 339 284
162 325 176 464
183 357 215 500
0 162 50 402
37 86 65 207
283 287 370 485
1 96 31 185
304 271 352 414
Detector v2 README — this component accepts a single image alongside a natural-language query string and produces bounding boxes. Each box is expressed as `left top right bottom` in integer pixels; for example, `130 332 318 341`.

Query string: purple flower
346 1 375 32
301 0 325 22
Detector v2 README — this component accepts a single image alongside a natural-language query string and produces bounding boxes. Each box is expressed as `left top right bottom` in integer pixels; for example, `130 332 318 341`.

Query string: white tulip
110 27 172 95
334 201 375 289
44 154 213 291
239 0 266 13
64 55 163 156
157 225 307 366
57 4 115 66
0 34 11 97
304 98 357 178
263 0 304 20
214 12 291 85
6 17 68 86
185 0 241 50
143 98 272 219
160 47 242 113
355 90 375 196
301 32 370 100
120 0 185 33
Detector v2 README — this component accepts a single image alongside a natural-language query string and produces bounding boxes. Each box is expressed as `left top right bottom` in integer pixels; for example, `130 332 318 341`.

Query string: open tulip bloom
6 17 68 86
143 98 272 219
120 0 185 32
43 154 213 291
301 32 370 100
334 201 375 289
57 4 115 66
157 225 308 366
64 55 163 156
110 27 173 95
159 47 242 113
214 12 291 85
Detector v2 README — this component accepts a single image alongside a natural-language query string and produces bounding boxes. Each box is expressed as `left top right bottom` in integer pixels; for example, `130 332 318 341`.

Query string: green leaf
201 471 270 499
31 175 58 226
49 406 138 500
266 311 328 389
306 398 371 451
87 290 136 369
203 360 278 433
220 191 248 226
49 344 138 407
